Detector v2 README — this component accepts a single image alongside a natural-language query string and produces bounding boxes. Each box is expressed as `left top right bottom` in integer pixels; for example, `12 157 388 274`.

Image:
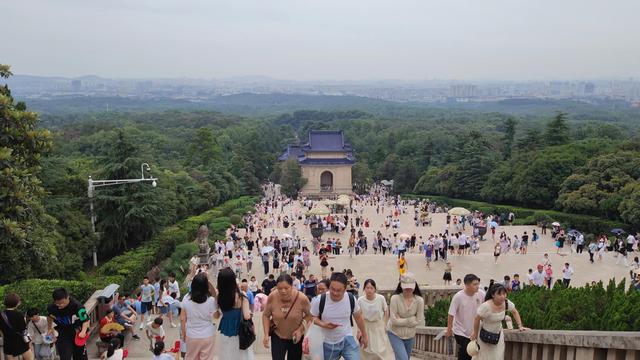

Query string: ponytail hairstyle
107 338 120 358
153 341 165 356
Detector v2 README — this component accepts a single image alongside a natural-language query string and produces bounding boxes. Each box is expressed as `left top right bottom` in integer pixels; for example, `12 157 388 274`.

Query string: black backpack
318 292 355 326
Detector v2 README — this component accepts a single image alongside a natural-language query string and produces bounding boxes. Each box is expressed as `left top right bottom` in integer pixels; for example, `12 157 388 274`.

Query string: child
234 254 244 279
145 317 165 352
494 243 501 264
443 261 452 286
425 242 433 270
511 274 521 292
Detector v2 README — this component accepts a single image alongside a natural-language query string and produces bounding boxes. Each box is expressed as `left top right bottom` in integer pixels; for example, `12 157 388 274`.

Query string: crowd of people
2 183 638 360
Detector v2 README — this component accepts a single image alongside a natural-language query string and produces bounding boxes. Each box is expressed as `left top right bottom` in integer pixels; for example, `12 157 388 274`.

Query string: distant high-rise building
71 79 82 92
584 82 595 95
449 84 477 98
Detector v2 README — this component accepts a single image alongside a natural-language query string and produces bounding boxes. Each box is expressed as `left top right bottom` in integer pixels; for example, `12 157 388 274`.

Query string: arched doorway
320 171 333 191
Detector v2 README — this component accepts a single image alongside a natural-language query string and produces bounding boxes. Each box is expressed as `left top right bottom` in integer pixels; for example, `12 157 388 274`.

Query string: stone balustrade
412 326 640 360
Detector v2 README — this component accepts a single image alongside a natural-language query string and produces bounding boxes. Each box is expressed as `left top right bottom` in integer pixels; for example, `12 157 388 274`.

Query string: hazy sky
3 0 639 81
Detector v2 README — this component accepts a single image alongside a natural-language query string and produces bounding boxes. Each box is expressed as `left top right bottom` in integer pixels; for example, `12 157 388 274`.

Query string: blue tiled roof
302 130 352 152
279 130 355 164
278 144 304 161
299 157 356 165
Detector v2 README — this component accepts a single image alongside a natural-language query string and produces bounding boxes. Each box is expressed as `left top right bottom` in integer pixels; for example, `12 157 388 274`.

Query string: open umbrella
281 234 292 238
611 228 626 235
552 222 561 227
399 233 411 240
306 205 331 216
448 207 471 216
336 195 351 206
321 199 337 206
567 229 581 237
261 245 275 254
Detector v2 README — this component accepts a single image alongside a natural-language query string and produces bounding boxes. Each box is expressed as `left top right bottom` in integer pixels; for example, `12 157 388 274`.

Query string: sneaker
132 334 140 340
171 322 177 328
139 323 144 330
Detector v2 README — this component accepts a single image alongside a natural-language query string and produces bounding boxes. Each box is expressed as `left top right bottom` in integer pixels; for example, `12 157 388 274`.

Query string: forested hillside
3 65 640 283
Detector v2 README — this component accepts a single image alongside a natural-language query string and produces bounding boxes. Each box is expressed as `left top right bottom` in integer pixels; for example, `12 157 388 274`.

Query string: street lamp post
88 163 158 266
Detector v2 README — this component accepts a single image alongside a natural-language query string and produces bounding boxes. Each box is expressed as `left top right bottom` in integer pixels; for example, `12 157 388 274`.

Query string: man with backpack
311 272 368 360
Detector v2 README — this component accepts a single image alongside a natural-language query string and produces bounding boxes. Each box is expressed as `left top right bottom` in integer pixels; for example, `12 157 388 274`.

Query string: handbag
238 296 256 350
479 300 508 345
269 291 300 336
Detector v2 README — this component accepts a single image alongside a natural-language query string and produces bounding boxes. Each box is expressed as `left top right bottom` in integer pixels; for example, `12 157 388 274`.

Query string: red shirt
99 316 116 341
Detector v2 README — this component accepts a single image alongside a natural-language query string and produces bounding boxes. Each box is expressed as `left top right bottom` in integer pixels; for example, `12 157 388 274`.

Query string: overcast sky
2 0 639 81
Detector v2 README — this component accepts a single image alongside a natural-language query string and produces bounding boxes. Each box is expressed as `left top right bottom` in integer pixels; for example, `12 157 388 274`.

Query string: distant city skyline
3 0 639 81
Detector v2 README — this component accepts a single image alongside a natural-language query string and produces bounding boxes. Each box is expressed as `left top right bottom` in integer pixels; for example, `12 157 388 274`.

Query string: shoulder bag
479 301 508 345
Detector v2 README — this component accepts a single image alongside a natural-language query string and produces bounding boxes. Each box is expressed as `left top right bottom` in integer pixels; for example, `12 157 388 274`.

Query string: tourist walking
262 274 312 360
561 263 574 288
357 280 393 360
387 273 424 360
0 293 34 360
180 273 218 360
216 268 254 360
47 288 90 360
26 308 53 360
311 272 368 360
398 253 407 277
470 284 529 359
446 274 484 360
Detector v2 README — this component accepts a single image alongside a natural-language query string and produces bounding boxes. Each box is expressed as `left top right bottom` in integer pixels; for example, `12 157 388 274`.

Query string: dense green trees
0 66 61 283
277 159 308 198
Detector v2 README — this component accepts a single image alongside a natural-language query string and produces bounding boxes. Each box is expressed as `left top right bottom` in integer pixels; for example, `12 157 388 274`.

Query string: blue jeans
323 336 360 360
387 331 415 360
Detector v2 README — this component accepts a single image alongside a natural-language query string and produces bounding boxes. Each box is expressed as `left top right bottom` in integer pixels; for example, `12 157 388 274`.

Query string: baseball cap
400 273 417 290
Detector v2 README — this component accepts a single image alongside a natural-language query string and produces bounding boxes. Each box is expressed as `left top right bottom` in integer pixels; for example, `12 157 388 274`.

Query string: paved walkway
90 198 634 359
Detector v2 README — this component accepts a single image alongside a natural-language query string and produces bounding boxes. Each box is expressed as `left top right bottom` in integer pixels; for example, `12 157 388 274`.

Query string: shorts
159 305 169 315
443 272 452 281
141 301 153 314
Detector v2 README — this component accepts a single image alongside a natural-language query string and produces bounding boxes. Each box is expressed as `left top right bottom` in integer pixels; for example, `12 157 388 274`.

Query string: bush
404 194 627 235
2 196 259 305
0 279 96 313
161 243 198 282
229 214 243 225
96 196 257 293
425 279 640 331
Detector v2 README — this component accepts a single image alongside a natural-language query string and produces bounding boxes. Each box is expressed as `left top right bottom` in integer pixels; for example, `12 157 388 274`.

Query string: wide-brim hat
467 340 480 356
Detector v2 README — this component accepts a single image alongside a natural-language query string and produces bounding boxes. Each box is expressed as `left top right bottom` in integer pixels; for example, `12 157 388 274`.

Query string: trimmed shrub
229 214 243 225
424 279 640 331
0 279 96 313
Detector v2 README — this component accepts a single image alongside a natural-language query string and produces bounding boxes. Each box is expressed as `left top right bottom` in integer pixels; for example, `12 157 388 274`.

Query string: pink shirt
447 289 485 337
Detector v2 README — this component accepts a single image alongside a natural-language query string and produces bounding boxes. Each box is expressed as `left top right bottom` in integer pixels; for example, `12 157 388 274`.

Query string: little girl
443 261 453 285
494 243 501 264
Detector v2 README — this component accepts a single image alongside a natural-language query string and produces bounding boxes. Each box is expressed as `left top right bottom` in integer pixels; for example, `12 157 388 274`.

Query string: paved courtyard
94 198 633 359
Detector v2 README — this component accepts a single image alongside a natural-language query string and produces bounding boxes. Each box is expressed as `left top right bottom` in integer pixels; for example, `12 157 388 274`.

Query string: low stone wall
412 326 640 360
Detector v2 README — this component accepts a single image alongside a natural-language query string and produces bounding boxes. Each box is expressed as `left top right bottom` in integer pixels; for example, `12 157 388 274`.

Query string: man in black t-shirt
47 288 90 360
261 274 277 295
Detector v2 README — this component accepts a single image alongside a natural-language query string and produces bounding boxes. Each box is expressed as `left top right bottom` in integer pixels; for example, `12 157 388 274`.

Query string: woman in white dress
357 279 394 360
470 284 529 359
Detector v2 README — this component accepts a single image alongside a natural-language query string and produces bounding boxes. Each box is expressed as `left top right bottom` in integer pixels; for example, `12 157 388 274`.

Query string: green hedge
0 279 96 313
404 194 627 236
1 196 257 310
96 196 257 293
424 279 640 331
